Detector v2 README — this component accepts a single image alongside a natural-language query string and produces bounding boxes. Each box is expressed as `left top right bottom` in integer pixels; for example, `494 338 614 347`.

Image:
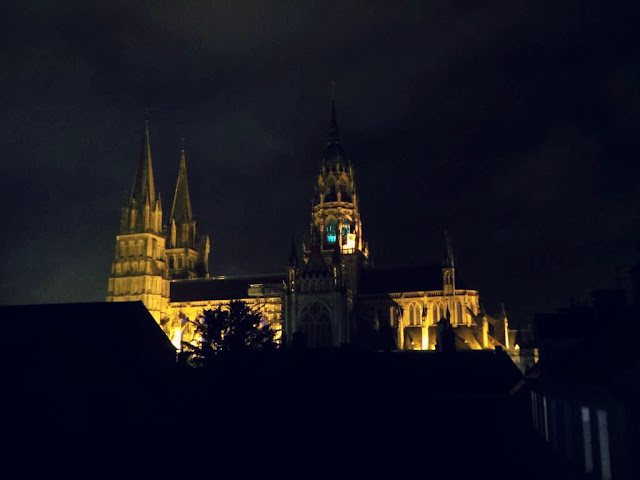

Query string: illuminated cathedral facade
106 101 512 352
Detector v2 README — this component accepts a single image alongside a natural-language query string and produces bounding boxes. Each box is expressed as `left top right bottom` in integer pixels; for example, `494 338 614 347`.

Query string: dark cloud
1 1 639 326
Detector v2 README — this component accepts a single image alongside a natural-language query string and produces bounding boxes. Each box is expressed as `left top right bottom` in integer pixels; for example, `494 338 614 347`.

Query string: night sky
2 1 639 327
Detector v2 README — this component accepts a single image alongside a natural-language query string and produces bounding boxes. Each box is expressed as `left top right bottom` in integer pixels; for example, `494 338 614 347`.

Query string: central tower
304 96 369 292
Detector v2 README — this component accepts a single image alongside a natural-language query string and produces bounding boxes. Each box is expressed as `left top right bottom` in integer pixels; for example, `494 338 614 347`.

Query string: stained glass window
326 220 337 243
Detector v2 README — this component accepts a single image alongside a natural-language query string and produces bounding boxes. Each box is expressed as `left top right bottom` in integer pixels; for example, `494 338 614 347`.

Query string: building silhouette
106 99 512 352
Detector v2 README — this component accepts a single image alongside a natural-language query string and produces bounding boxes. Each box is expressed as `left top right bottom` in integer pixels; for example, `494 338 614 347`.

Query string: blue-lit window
326 220 337 244
341 224 350 238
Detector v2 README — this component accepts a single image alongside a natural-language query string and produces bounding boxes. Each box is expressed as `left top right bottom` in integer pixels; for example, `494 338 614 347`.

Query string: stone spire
444 230 455 268
121 121 162 234
130 121 156 209
322 90 347 168
442 231 456 298
168 149 196 250
170 149 193 224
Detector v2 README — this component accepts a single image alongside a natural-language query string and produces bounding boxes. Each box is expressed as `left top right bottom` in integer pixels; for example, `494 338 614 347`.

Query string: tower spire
129 121 156 208
444 230 455 268
121 120 161 234
170 149 193 223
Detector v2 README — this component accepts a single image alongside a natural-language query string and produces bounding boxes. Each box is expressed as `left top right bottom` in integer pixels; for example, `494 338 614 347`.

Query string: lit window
326 220 337 244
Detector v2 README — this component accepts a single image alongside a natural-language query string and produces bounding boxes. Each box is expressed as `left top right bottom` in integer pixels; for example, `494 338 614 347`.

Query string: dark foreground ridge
2 302 563 479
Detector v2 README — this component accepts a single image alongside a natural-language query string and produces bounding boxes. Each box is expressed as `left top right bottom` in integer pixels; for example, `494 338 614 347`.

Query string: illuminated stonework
106 103 513 354
309 99 367 261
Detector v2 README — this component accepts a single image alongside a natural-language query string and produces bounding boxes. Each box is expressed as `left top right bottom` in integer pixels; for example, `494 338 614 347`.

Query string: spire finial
330 80 335 102
144 107 150 129
181 135 186 152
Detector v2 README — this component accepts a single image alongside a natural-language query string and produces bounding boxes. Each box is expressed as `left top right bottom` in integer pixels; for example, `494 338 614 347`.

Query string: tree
182 300 277 366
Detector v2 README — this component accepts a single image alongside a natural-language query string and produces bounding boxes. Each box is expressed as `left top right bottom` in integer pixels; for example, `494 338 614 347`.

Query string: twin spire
123 120 194 234
128 90 339 235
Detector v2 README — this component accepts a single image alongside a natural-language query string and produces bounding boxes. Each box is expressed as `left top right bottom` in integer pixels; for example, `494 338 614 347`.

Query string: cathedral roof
170 273 286 302
0 302 176 373
358 265 471 295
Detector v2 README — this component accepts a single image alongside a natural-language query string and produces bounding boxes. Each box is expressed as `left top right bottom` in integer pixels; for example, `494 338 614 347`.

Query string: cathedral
106 100 512 352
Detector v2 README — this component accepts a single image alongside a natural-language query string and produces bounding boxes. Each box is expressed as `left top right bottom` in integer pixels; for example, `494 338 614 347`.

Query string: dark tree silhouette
182 300 277 366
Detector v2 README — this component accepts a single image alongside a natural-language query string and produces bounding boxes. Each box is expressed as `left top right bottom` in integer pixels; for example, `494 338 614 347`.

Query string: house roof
229 349 523 397
0 301 176 375
528 322 640 399
170 273 287 302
